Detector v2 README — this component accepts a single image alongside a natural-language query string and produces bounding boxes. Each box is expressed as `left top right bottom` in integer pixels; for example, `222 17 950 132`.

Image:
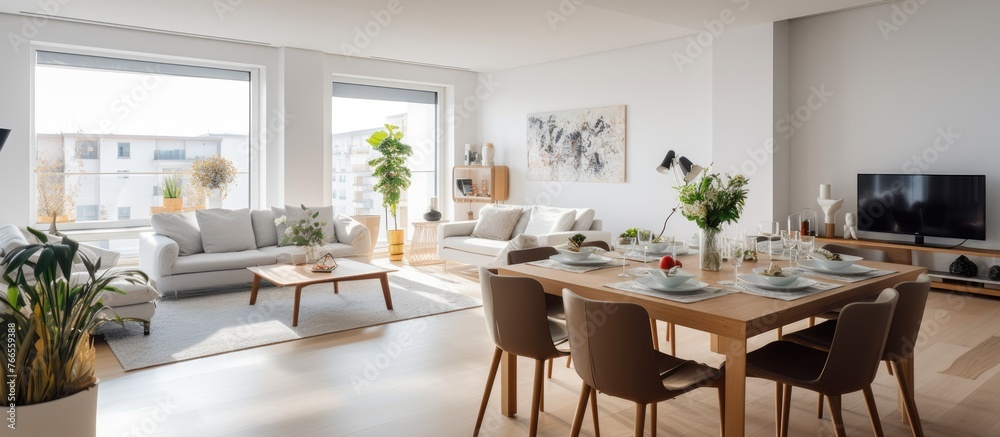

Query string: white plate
549 254 613 266
738 274 818 291
635 276 709 293
797 259 875 275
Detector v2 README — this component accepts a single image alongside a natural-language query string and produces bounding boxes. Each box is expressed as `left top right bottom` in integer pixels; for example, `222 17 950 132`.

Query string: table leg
500 351 517 417
720 335 747 437
292 284 303 327
333 280 339 294
379 273 393 310
249 274 261 305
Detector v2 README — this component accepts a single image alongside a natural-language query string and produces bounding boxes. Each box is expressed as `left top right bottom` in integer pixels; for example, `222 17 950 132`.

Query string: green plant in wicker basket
367 124 412 231
0 229 148 406
162 175 182 199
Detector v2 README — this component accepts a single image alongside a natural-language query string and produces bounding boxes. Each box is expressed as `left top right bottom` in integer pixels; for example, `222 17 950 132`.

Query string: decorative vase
163 197 183 211
304 245 319 263
1 381 99 436
387 229 405 261
423 209 442 221
699 228 723 271
207 188 223 208
482 142 495 166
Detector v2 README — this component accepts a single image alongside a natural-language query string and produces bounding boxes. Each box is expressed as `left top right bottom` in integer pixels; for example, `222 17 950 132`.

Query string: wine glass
637 229 653 270
759 221 779 262
782 230 800 267
614 236 634 278
798 235 815 266
729 237 745 283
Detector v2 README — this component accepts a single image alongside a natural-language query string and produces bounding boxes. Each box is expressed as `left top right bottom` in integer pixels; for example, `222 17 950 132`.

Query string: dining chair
783 275 930 436
474 268 596 437
563 289 725 437
747 288 898 437
506 246 569 376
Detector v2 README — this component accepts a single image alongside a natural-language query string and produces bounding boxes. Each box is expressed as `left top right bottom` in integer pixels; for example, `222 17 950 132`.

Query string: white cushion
282 205 337 245
571 208 596 231
440 236 509 256
170 250 277 275
510 206 532 236
487 234 540 267
150 212 203 256
471 204 522 240
524 205 576 236
0 225 27 256
100 280 160 307
251 209 279 248
271 206 287 241
196 208 257 254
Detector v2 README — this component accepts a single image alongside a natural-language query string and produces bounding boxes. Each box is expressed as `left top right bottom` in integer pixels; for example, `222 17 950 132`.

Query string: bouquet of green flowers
274 205 326 247
678 171 749 230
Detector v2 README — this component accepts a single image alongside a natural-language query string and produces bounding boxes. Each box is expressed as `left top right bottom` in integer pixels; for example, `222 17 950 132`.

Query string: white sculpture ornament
844 213 859 240
817 184 844 238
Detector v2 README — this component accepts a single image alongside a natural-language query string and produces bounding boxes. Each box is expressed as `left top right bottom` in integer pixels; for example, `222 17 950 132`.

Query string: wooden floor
95 258 1000 436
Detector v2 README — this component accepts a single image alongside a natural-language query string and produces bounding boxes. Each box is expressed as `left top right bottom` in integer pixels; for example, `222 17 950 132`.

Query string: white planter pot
207 188 223 208
0 381 98 437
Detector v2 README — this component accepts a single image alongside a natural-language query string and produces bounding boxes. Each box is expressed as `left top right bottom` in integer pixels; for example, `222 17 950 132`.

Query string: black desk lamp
0 129 10 153
655 150 703 238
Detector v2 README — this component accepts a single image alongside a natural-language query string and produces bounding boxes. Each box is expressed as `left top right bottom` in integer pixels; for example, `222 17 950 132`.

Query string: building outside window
118 142 131 159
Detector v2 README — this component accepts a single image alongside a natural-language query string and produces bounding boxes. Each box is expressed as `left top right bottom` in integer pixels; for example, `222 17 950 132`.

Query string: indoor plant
162 175 183 210
367 124 412 261
678 170 748 271
275 205 327 262
191 155 237 208
0 229 148 435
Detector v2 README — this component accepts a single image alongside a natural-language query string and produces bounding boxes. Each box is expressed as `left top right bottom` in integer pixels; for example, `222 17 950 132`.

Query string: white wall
788 0 1000 249
478 38 713 240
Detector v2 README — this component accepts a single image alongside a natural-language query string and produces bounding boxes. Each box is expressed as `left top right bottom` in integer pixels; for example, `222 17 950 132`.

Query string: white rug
99 275 481 371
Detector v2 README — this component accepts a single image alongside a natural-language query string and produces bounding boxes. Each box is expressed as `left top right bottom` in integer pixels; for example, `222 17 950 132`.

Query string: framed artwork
526 104 626 182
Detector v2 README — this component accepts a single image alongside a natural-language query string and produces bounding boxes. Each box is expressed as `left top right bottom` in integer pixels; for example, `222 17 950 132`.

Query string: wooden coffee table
247 259 398 327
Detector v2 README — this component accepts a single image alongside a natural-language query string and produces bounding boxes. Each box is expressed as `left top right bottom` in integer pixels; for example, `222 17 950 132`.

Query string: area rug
98 275 481 371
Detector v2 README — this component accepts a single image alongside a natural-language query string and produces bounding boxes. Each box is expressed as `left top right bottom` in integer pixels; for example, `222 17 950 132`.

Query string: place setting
719 262 842 301
526 235 625 273
606 252 737 303
794 248 897 282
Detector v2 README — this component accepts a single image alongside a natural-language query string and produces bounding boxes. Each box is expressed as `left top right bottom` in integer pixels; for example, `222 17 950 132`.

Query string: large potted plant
367 124 412 261
0 229 148 436
191 155 237 208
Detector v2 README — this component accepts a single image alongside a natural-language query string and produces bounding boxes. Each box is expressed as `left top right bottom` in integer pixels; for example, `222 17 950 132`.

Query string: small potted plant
162 175 183 211
274 205 327 263
1 229 149 436
367 124 412 261
191 155 237 208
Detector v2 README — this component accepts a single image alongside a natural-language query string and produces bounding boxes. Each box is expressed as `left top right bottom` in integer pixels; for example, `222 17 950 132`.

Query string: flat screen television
857 174 986 244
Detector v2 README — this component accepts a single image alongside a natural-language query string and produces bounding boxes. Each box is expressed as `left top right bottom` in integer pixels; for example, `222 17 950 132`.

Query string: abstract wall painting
526 105 626 182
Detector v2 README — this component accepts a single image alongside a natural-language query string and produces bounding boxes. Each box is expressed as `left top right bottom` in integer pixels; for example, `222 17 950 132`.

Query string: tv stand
816 237 1000 297
914 234 924 245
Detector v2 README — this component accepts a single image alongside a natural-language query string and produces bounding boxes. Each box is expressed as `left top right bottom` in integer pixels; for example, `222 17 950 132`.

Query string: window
332 82 439 245
34 50 253 229
117 142 130 159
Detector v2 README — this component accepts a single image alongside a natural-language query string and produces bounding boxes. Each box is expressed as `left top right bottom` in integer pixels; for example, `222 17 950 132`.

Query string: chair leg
547 358 554 379
781 385 792 437
891 360 925 437
817 392 824 418
862 386 885 437
650 402 657 437
570 383 591 437
473 347 503 436
590 388 600 437
668 322 677 356
886 360 894 375
827 395 847 437
776 326 783 339
634 403 646 437
143 321 150 335
650 319 659 349
529 359 544 437
808 316 816 327
774 384 782 437
540 365 545 412
566 355 572 368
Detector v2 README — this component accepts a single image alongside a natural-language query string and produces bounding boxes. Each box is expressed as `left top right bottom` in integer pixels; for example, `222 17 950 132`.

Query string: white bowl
648 269 696 288
808 253 863 271
752 268 802 286
556 247 597 261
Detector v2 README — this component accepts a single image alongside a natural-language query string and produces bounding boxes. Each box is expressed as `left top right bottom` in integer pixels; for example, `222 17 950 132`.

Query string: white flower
274 215 287 225
284 228 293 236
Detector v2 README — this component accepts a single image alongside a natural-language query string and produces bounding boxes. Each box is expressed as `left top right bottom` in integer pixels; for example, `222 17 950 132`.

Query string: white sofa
438 205 611 266
140 207 371 294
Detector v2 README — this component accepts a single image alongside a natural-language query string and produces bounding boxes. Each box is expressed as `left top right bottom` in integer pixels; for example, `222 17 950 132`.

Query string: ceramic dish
555 247 598 261
797 259 875 275
808 252 863 271
647 268 696 287
646 241 689 256
738 274 818 291
751 267 802 286
549 254 613 266
635 276 709 293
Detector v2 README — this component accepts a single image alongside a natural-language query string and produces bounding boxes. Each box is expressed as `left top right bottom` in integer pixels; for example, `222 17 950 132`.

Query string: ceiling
2 0 889 72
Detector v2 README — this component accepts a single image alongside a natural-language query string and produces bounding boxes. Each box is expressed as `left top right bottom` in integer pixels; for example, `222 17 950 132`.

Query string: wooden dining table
499 255 926 437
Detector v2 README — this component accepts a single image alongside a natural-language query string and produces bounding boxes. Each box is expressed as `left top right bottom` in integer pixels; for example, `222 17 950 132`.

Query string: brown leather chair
747 288 899 437
506 246 568 376
783 276 930 436
474 268 586 437
562 289 725 437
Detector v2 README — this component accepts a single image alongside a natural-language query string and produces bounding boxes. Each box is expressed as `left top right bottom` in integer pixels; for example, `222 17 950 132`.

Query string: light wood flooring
95 258 1000 436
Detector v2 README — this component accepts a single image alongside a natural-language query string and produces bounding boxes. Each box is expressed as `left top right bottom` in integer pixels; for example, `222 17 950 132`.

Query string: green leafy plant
274 205 326 247
678 171 749 231
619 228 638 238
1 229 148 405
367 124 412 231
162 175 182 199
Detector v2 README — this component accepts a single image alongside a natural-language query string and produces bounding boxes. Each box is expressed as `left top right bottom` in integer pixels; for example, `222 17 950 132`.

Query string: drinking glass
759 221 779 262
614 236 634 278
782 230 800 267
798 235 815 265
637 229 653 269
729 237 745 283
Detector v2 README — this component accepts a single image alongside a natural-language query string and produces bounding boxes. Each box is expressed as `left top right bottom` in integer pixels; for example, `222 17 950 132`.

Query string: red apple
659 256 676 269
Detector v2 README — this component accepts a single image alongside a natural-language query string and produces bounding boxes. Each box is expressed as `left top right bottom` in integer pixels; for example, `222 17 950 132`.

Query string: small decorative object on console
949 255 978 277
844 212 859 240
989 265 1000 281
311 253 338 272
481 142 495 166
817 183 844 238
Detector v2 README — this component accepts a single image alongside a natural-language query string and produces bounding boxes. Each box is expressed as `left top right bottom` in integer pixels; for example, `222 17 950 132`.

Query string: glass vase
304 245 319 263
699 228 723 271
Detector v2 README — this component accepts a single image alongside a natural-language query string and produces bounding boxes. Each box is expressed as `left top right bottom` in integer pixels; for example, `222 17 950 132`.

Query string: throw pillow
251 210 279 247
150 212 204 256
523 205 576 236
471 204 522 240
0 224 27 256
283 205 337 245
196 208 257 253
570 208 596 231
487 234 540 267
510 206 532 236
